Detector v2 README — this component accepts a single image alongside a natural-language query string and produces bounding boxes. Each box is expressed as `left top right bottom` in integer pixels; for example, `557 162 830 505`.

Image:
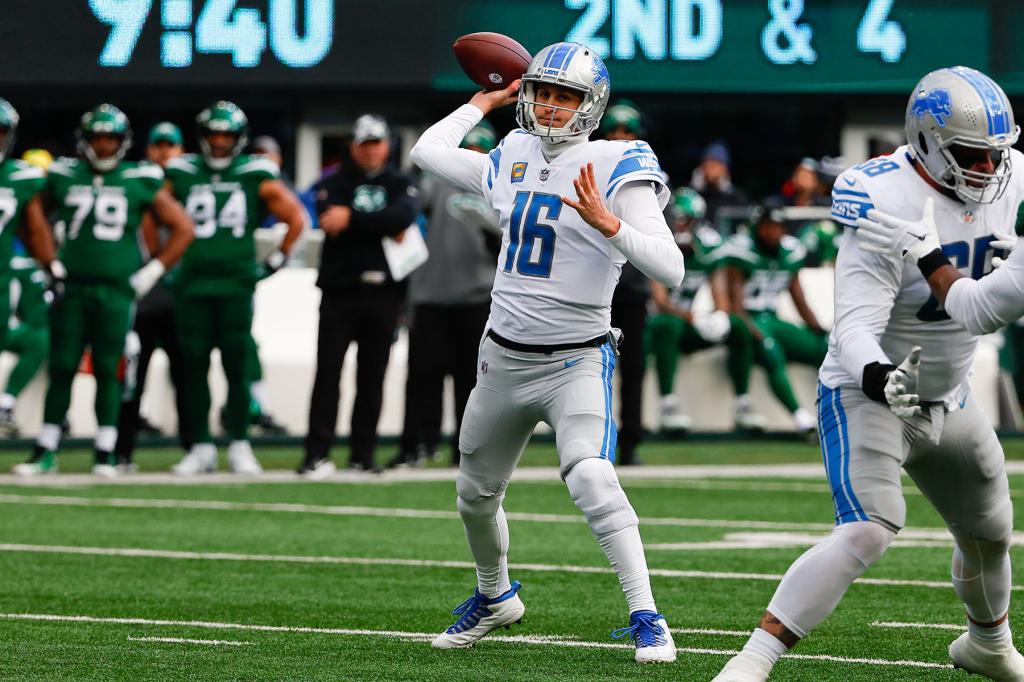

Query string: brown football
453 32 532 91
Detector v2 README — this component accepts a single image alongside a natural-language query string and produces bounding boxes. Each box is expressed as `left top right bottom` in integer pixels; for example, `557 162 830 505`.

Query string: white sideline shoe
793 408 817 433
228 441 263 475
949 631 1024 681
711 652 773 681
735 408 767 432
91 463 119 478
172 443 217 475
432 581 525 649
611 611 677 663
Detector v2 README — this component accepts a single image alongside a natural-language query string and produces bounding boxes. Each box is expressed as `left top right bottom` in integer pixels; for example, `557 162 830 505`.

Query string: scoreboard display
0 0 1013 93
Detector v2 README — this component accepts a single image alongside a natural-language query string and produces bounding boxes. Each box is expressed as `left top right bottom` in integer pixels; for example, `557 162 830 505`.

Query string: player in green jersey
713 202 828 433
167 101 305 475
0 255 52 436
646 188 764 431
13 104 194 477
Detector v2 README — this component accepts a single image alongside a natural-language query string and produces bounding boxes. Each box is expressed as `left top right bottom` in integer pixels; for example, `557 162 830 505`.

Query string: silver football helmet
905 66 1019 204
515 42 610 140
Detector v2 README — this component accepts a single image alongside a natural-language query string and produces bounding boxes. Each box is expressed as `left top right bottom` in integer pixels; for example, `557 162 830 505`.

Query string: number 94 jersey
820 144 1024 405
47 158 163 287
165 154 279 297
481 131 667 344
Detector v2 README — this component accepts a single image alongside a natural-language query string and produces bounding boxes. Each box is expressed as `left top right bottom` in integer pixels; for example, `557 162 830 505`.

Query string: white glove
856 197 941 264
129 260 166 300
991 229 1017 269
693 310 731 343
883 346 922 418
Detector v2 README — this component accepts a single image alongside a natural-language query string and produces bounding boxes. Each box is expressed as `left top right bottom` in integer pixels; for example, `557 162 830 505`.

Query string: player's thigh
906 398 1012 540
818 384 911 530
87 288 133 374
546 345 617 475
49 287 89 371
678 321 715 354
771 318 826 365
175 296 215 356
212 295 253 351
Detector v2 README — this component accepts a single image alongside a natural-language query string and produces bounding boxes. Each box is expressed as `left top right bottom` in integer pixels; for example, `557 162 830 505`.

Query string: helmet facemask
199 130 247 171
77 131 131 173
0 126 14 164
516 79 595 141
515 42 610 141
921 133 1014 204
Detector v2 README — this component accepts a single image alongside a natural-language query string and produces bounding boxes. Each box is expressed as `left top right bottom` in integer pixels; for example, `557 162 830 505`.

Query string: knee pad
565 458 638 536
456 469 507 507
836 520 894 568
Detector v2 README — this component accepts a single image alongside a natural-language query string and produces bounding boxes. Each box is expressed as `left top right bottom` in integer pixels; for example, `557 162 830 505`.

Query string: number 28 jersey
47 158 163 287
165 154 279 297
481 131 667 344
820 145 1024 405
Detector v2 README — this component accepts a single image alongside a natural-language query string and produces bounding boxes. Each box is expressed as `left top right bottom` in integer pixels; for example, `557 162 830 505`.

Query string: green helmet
76 103 132 172
461 120 497 152
196 101 249 170
600 100 645 138
0 99 19 162
671 187 707 221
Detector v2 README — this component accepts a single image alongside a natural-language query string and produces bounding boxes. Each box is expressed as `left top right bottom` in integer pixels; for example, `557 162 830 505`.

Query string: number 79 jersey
820 144 1024 405
481 131 667 344
165 153 279 297
47 158 163 286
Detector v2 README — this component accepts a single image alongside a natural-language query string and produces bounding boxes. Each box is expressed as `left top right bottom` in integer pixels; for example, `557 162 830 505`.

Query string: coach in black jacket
300 114 419 476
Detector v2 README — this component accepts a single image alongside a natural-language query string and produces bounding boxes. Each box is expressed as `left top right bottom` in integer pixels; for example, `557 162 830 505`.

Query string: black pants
115 296 191 459
610 298 647 464
305 286 403 468
398 301 490 463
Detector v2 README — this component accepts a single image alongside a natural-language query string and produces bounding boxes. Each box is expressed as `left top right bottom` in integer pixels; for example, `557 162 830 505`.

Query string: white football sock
37 423 62 451
741 627 789 667
952 533 1012 642
597 525 657 614
250 381 268 408
736 394 753 410
95 426 117 453
456 494 511 599
767 521 893 637
0 393 16 410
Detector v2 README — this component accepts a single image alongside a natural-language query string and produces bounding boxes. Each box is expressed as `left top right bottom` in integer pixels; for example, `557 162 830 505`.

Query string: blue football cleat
611 610 677 663
431 581 526 649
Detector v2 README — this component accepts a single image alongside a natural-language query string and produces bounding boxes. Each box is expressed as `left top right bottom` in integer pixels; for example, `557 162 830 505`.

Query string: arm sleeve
409 104 489 195
605 181 685 288
347 179 419 238
831 230 903 380
944 244 1024 335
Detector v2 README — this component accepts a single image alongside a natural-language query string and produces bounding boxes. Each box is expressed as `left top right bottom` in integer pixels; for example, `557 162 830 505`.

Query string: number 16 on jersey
504 191 559 279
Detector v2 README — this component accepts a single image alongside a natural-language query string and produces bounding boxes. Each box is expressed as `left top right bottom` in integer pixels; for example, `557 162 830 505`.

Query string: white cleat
611 611 677 663
91 463 119 479
432 581 526 649
735 408 767 432
711 652 773 681
793 407 817 433
949 631 1024 681
228 441 263 475
12 461 56 477
172 443 217 475
661 412 693 432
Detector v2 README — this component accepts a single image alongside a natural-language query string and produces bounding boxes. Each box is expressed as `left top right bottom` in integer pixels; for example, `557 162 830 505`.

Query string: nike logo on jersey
844 177 856 186
564 357 584 368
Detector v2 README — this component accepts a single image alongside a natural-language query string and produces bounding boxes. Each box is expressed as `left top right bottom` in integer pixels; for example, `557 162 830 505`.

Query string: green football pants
177 293 253 443
45 283 133 427
645 313 754 397
4 321 48 397
750 312 829 413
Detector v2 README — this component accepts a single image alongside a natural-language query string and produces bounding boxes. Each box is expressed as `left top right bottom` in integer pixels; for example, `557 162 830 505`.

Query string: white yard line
670 627 749 637
871 621 966 632
127 635 253 646
1 612 952 670
0 543 1012 591
647 529 1024 551
0 493 836 532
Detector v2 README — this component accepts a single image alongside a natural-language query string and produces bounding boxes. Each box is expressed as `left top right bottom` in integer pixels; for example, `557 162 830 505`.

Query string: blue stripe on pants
816 383 867 524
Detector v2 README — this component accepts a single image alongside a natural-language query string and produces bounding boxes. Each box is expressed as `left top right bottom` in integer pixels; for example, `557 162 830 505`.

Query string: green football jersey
716 233 806 313
9 255 48 326
797 219 840 266
668 223 722 311
47 157 163 286
166 153 279 297
0 160 46 280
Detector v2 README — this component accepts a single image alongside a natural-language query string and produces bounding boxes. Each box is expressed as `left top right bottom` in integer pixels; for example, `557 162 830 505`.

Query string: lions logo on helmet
76 104 132 172
0 99 19 163
196 101 249 171
515 42 611 140
905 66 1020 204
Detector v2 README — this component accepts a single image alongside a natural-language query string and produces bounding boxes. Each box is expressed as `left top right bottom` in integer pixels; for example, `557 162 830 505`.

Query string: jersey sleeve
714 235 758 275
830 171 875 229
10 161 46 196
235 156 281 183
409 104 489 197
782 235 808 270
127 163 165 204
944 244 1024 335
605 141 670 210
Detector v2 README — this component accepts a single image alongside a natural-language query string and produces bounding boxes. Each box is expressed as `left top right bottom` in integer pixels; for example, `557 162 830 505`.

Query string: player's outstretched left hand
562 163 620 238
884 345 922 418
856 197 940 264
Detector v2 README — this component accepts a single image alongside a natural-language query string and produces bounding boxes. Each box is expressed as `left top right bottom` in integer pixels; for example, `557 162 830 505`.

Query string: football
453 32 532 91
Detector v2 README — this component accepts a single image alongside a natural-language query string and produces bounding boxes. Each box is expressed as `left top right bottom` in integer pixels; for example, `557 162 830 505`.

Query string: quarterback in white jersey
716 67 1024 682
410 42 683 662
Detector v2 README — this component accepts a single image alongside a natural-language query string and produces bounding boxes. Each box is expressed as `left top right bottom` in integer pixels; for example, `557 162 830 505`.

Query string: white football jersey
820 145 1024 405
480 131 668 344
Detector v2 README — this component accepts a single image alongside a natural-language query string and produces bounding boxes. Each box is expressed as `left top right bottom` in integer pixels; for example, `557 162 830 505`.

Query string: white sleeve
831 229 903 379
606 181 685 288
944 244 1024 335
409 104 489 195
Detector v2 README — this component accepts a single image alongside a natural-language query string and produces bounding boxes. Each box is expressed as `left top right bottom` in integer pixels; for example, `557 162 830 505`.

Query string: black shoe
253 411 288 436
385 450 417 469
296 456 337 479
137 414 162 437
